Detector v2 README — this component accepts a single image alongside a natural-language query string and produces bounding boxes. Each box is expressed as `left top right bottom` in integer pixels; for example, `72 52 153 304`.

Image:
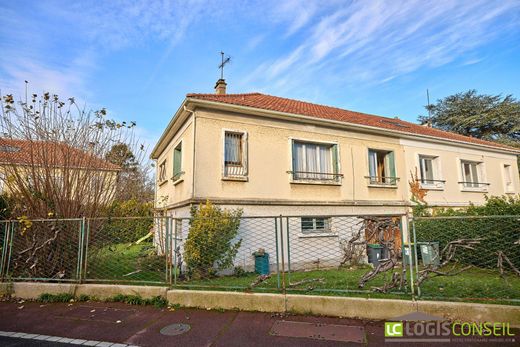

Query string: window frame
459 159 488 191
418 154 444 190
289 138 341 184
222 129 248 180
503 164 514 193
367 148 398 187
158 160 167 185
172 141 183 183
300 217 332 235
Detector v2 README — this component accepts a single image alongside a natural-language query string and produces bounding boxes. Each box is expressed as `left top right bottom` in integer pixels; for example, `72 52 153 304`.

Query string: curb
2 282 519 327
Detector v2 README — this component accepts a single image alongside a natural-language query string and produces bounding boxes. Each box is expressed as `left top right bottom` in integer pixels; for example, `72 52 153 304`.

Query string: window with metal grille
460 160 483 188
301 217 331 233
291 140 339 181
367 149 397 185
224 131 247 177
158 160 167 183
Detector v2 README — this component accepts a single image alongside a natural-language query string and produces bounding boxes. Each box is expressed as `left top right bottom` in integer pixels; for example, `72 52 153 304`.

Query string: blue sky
1 0 520 151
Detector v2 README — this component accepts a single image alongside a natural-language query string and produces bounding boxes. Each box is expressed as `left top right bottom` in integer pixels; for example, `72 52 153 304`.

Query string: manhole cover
160 323 191 336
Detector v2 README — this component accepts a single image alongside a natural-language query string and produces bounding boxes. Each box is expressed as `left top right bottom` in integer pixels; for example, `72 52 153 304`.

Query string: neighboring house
0 138 120 204
151 80 519 270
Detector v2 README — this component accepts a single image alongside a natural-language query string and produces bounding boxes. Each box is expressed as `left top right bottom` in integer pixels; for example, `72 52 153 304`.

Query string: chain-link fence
411 215 520 304
1 214 518 305
170 214 411 298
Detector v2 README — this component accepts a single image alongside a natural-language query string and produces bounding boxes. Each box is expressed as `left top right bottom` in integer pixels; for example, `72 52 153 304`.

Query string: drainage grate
270 320 365 343
160 323 191 336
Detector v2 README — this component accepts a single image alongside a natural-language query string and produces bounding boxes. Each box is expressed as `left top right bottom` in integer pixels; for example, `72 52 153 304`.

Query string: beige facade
152 97 520 218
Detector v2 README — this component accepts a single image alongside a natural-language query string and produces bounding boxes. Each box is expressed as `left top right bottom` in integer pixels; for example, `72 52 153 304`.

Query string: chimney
215 79 227 95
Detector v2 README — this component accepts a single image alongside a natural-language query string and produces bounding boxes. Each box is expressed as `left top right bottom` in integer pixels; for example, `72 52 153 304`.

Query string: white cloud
242 0 520 97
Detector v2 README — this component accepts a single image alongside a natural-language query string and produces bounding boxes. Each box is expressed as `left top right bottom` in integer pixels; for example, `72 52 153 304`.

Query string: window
224 131 247 177
173 142 183 181
460 160 484 188
504 164 513 192
292 140 339 181
301 217 331 233
158 160 167 183
367 149 397 185
418 155 443 187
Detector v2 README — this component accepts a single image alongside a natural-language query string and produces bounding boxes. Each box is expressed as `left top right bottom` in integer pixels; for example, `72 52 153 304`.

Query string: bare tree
0 87 144 218
0 85 145 279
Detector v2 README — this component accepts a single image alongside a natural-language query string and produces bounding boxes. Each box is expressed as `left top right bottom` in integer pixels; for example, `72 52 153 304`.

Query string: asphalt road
0 300 517 346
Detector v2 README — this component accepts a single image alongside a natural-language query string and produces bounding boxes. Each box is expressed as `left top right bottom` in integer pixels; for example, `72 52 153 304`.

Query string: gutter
187 98 520 156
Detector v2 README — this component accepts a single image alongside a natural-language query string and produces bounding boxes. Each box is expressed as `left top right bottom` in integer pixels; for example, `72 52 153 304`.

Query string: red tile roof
0 138 120 171
187 93 517 151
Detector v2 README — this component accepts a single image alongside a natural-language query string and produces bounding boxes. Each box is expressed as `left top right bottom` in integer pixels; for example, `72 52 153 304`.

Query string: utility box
418 242 440 267
403 243 416 266
367 244 383 266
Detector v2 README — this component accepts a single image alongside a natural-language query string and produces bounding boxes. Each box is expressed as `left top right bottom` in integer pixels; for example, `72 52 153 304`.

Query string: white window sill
367 184 398 189
460 188 488 193
290 180 341 186
420 184 445 191
172 177 184 186
505 190 515 194
222 176 248 182
298 233 338 239
158 179 168 187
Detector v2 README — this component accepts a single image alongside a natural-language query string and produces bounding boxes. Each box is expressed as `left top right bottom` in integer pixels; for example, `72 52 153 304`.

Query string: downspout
183 106 196 203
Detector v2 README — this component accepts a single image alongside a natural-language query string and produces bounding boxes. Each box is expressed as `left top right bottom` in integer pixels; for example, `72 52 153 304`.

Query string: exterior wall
192 108 409 206
154 115 195 213
401 138 520 206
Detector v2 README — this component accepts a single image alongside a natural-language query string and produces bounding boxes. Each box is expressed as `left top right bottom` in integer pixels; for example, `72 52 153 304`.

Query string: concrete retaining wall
1 282 519 327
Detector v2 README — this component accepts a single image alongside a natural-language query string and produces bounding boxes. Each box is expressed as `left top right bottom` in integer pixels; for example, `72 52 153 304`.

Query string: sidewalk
0 300 386 346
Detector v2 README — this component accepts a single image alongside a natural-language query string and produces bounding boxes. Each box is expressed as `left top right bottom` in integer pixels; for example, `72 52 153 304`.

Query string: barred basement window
224 131 247 177
301 217 331 234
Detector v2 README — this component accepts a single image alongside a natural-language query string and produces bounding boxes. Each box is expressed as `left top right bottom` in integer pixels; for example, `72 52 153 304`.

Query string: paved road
0 300 516 346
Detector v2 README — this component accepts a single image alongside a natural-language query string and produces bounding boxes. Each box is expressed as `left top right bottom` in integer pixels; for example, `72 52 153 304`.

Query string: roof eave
188 98 520 155
150 98 192 159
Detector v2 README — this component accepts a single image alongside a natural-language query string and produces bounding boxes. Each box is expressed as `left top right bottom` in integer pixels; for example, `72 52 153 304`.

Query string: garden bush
414 195 520 269
183 201 242 279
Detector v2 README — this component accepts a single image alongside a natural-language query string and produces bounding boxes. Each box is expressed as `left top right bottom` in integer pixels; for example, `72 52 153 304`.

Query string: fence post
83 218 90 283
405 215 415 297
0 222 8 279
411 218 421 297
285 217 291 283
5 221 14 279
164 216 170 285
76 218 86 283
278 215 286 292
173 218 178 286
274 217 280 290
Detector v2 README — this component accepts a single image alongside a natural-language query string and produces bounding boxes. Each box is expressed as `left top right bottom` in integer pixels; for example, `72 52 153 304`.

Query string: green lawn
178 266 520 304
86 242 166 283
84 242 520 305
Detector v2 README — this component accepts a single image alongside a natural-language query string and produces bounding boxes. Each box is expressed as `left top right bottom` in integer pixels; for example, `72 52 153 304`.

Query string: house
151 80 519 270
0 138 120 213
152 79 519 217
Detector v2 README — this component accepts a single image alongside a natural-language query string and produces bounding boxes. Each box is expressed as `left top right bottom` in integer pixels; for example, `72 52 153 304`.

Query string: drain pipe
183 105 196 202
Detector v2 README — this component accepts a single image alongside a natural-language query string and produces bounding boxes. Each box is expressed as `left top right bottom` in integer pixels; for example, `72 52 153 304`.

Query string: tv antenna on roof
218 51 231 79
